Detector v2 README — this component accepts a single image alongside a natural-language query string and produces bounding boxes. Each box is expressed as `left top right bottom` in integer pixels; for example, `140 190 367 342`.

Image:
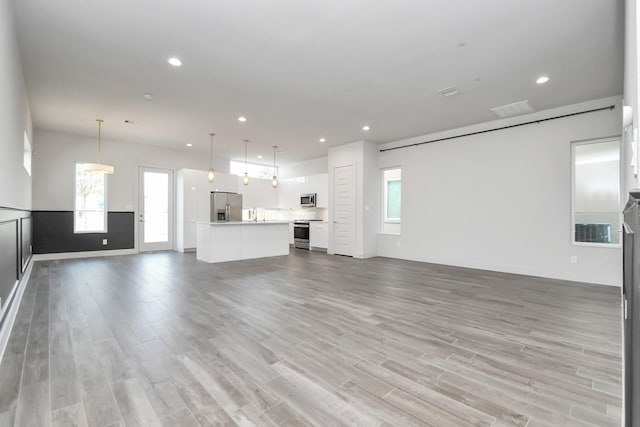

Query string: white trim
32 248 138 261
0 260 33 366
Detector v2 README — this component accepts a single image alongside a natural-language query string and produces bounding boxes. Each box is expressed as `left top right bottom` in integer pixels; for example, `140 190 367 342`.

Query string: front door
138 167 173 252
332 164 355 256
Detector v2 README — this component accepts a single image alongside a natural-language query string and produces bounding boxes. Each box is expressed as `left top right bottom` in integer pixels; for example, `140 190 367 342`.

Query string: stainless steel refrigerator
623 190 640 427
210 192 243 222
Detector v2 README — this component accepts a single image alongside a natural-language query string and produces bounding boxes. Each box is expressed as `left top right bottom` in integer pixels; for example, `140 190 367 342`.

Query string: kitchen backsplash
242 207 328 222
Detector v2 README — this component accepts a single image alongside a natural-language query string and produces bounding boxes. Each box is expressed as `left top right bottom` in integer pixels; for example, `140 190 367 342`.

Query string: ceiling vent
438 86 459 97
490 100 535 118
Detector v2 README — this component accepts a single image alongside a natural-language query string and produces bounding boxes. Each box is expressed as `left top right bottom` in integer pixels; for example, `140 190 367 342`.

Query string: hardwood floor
0 250 622 426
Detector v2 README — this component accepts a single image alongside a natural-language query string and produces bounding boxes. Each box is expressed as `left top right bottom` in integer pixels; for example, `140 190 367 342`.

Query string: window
23 132 31 176
383 168 401 234
230 160 277 179
571 138 620 245
74 163 107 233
384 168 401 222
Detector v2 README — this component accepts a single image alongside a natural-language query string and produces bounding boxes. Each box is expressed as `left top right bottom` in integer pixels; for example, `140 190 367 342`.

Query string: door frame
138 166 174 252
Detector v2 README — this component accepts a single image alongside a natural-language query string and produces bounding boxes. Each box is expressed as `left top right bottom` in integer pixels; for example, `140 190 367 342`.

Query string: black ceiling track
379 104 616 153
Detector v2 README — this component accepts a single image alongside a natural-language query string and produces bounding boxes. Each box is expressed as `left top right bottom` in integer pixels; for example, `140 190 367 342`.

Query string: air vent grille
490 100 535 118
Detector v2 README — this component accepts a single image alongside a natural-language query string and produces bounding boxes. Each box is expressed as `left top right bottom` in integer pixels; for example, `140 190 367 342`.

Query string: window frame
383 167 401 224
570 137 621 248
74 163 108 234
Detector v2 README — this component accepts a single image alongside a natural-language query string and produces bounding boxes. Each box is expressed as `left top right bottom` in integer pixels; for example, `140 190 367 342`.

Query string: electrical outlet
570 255 578 264
396 241 401 248
102 239 108 246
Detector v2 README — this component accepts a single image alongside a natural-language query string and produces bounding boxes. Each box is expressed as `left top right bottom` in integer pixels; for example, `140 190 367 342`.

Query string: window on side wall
74 163 107 233
229 160 277 179
23 132 31 176
571 138 620 246
383 168 401 234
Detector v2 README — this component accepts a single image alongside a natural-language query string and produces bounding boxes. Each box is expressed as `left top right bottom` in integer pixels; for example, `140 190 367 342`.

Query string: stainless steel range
293 219 322 249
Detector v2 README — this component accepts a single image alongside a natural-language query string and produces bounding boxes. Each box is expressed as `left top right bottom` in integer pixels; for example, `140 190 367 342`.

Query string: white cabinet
239 177 279 209
278 179 305 209
277 174 328 209
307 173 328 208
310 222 328 249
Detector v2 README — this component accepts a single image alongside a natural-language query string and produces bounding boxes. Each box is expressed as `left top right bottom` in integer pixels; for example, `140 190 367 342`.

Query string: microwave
300 193 317 207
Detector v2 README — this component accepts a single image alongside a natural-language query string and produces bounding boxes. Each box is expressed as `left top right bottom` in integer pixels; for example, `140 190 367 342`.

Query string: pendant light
242 139 249 185
84 119 114 174
207 133 215 182
271 145 278 188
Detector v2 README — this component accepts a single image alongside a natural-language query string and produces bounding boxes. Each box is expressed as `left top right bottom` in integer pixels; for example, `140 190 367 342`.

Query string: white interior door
139 167 174 252
333 164 355 256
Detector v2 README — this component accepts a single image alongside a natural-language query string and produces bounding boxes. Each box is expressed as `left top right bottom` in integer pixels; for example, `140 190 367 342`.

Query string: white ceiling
11 0 624 165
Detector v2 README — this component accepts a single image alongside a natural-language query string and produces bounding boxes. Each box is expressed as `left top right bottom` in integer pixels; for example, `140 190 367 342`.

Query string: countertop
196 221 290 226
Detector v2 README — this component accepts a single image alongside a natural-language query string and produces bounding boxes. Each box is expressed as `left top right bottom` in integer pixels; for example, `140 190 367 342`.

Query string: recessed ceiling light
362 125 371 131
143 93 153 101
167 57 182 67
257 155 263 159
238 116 247 122
536 76 549 85
319 138 326 143
186 143 192 147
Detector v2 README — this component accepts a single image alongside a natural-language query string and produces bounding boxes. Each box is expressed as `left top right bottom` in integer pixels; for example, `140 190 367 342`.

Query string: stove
293 219 323 249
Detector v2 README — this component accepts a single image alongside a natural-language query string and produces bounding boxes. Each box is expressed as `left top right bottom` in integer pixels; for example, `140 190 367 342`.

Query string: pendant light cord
209 133 214 166
273 146 277 175
244 140 248 174
96 119 103 163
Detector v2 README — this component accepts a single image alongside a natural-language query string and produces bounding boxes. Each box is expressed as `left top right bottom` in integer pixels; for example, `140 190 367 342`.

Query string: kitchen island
196 221 290 263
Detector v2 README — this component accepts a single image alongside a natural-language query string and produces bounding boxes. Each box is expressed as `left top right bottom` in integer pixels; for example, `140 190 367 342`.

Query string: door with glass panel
138 167 174 252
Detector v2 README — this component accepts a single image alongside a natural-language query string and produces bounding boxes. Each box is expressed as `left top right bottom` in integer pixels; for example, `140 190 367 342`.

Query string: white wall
32 129 230 251
328 140 379 258
280 156 328 179
378 96 623 286
0 0 32 210
32 129 230 211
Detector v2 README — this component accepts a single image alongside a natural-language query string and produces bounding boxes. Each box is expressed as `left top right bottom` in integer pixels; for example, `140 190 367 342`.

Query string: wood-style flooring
0 250 622 426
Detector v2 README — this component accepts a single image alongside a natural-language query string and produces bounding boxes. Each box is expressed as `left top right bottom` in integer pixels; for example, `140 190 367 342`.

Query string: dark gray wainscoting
32 211 134 254
0 207 31 324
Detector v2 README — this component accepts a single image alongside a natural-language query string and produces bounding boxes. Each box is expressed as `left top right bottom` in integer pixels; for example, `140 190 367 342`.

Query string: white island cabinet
196 221 289 263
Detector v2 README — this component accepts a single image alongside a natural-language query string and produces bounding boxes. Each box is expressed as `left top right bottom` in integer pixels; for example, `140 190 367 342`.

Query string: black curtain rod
379 104 616 153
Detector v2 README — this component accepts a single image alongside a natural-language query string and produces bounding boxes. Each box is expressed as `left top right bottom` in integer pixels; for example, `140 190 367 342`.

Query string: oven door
294 223 310 249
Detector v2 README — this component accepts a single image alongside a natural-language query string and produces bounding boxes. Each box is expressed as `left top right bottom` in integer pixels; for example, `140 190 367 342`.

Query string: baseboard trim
32 248 138 261
0 259 33 366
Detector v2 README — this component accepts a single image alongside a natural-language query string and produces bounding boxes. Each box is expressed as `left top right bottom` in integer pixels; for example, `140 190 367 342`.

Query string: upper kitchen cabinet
239 177 279 209
209 172 239 194
278 179 303 210
276 174 328 209
307 173 328 208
